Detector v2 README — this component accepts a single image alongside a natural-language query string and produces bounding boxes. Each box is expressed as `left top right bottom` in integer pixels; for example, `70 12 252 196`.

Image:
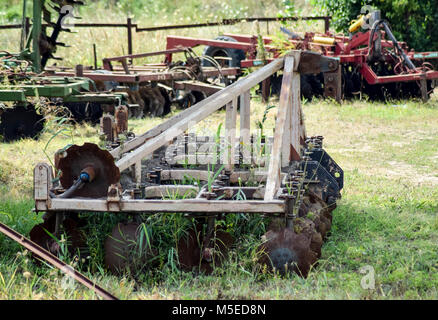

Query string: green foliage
312 0 438 51
0 0 22 23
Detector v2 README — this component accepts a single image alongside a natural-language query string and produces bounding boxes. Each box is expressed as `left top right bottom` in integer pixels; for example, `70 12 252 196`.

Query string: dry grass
0 0 437 301
0 94 437 300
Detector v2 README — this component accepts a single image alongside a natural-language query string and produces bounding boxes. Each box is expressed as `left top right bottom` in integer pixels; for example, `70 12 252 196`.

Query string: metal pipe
32 0 42 72
381 21 416 70
20 0 27 51
0 222 118 300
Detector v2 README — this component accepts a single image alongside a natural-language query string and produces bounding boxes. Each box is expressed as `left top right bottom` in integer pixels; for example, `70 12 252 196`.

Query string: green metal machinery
0 0 126 141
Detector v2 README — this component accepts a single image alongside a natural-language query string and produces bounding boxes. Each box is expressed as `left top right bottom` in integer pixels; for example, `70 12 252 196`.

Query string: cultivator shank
165 10 438 102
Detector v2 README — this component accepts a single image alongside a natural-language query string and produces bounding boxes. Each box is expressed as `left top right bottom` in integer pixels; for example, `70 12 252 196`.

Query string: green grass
0 0 321 66
0 0 437 301
0 95 437 300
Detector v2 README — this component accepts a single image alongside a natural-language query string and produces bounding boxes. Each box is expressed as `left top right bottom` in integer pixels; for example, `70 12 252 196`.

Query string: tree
312 0 438 52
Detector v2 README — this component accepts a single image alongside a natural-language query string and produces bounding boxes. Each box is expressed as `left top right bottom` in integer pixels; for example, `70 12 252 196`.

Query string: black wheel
0 105 45 142
177 91 196 109
202 36 246 68
63 102 103 124
265 74 324 100
159 87 172 116
191 91 207 104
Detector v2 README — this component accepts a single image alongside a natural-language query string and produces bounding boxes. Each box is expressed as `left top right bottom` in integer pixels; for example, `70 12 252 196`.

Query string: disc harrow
31 51 343 278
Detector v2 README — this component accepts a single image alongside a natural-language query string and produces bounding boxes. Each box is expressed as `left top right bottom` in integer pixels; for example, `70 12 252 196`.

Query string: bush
311 0 438 52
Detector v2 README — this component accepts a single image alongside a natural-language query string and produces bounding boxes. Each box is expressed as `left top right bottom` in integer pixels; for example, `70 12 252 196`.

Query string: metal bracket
34 163 53 212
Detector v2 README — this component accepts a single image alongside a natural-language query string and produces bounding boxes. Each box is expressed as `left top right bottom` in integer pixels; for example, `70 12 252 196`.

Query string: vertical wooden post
261 77 271 102
134 161 142 184
93 43 98 70
25 17 30 40
224 98 238 170
290 71 302 162
127 18 133 64
265 54 299 201
240 90 251 165
281 52 302 167
75 64 84 77
282 93 291 168
324 17 331 34
420 77 428 102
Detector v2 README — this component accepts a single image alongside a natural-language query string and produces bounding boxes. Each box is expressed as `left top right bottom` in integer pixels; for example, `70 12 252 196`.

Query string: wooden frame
33 51 340 216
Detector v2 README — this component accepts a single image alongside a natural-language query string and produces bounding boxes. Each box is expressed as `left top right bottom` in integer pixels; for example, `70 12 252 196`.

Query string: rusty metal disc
304 190 333 238
294 217 323 259
29 215 88 260
104 222 155 274
56 143 120 198
258 227 317 277
177 225 233 274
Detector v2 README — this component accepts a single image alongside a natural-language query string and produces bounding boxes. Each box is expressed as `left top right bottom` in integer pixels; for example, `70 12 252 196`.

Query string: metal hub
258 227 317 277
269 247 299 274
56 143 120 198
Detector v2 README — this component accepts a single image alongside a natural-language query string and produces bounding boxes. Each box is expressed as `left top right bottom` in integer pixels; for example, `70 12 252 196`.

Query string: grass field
0 0 437 301
0 94 437 300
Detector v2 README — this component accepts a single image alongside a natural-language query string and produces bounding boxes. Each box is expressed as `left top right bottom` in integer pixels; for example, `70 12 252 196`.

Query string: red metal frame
163 30 438 87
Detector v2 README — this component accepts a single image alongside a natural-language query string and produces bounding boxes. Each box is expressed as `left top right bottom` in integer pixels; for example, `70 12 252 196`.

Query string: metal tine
55 42 70 48
50 0 84 5
42 6 52 23
48 3 82 20
49 54 63 61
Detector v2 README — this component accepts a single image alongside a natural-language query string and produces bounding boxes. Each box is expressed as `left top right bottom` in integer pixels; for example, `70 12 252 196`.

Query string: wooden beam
240 90 251 165
159 169 286 183
48 198 285 214
134 161 142 184
115 58 285 172
224 97 238 169
264 55 296 201
290 71 302 161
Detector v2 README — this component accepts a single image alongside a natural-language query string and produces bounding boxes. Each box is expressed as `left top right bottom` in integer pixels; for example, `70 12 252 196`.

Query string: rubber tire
63 102 103 124
159 87 172 116
0 105 45 142
202 36 246 68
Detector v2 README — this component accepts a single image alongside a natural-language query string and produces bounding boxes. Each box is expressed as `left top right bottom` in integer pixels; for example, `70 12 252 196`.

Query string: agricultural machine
0 0 134 142
47 47 239 118
0 0 239 142
29 51 344 278
165 10 438 102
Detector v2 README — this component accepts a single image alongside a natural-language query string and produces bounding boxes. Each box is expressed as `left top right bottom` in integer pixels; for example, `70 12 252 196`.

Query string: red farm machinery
164 10 438 102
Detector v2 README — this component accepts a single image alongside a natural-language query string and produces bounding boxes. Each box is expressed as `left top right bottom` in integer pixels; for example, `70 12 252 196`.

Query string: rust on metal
0 221 117 300
56 143 120 198
177 224 233 274
104 222 156 274
32 52 343 278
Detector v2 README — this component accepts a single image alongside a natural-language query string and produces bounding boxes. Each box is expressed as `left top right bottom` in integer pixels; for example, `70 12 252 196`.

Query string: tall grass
0 0 324 66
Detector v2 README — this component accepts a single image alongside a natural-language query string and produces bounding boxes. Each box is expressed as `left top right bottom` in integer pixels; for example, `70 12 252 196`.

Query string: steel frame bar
0 222 117 300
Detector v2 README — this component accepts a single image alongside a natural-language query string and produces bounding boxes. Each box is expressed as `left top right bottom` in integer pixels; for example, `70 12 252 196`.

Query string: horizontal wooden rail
46 199 285 213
